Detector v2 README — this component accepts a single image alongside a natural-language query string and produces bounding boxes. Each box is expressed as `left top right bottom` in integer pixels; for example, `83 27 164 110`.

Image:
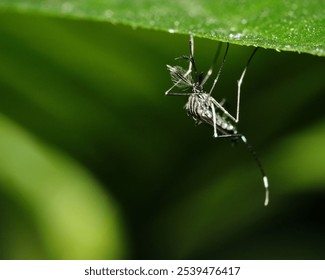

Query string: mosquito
165 34 269 206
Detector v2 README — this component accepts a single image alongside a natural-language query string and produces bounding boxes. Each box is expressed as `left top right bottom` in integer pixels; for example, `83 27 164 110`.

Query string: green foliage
0 114 125 259
0 9 324 259
0 0 324 56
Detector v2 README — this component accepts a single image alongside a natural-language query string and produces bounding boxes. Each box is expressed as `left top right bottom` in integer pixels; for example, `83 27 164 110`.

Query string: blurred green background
0 12 324 260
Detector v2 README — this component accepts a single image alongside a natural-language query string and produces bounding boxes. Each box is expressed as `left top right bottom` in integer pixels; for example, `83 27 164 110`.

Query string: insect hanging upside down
165 34 269 206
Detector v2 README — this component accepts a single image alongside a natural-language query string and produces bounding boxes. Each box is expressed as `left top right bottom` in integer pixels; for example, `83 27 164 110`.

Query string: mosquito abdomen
185 93 237 135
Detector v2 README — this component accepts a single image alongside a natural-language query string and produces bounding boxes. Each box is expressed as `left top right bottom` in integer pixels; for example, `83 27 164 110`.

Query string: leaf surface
0 0 324 56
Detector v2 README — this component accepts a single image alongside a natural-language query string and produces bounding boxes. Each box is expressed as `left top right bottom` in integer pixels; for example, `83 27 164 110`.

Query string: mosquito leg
165 82 187 95
211 103 218 137
200 42 222 86
165 92 192 96
211 98 236 123
238 134 269 206
189 34 200 83
165 35 195 95
235 47 259 122
209 43 229 96
218 133 269 206
219 98 226 106
178 35 194 76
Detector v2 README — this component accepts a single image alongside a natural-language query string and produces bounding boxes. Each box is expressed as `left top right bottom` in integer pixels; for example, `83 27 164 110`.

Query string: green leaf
0 0 324 56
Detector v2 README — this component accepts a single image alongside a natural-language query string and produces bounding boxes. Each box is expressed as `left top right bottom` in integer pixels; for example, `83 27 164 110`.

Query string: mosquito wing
166 65 193 89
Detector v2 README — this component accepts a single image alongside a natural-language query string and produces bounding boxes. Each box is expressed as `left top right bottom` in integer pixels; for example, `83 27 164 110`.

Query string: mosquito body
185 93 237 136
165 35 269 206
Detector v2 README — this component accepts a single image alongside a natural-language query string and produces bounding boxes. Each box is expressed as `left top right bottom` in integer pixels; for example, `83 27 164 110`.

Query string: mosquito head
193 82 203 93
